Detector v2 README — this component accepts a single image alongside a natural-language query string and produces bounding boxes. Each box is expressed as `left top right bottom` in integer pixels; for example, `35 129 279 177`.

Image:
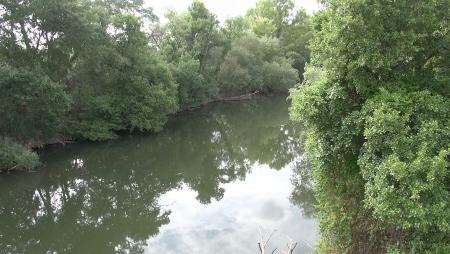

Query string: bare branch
258 227 277 254
281 237 298 254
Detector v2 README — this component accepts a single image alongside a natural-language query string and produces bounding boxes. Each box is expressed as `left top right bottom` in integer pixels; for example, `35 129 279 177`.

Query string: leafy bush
0 138 40 172
0 64 70 145
360 90 450 231
171 54 209 108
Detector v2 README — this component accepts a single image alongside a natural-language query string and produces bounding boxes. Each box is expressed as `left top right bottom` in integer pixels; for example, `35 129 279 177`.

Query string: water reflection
0 96 317 254
289 126 316 218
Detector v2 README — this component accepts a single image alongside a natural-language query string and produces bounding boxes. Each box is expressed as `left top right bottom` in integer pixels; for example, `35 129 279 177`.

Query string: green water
0 96 317 254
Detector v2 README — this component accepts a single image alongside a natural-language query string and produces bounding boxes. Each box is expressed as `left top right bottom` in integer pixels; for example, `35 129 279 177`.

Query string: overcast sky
146 0 321 23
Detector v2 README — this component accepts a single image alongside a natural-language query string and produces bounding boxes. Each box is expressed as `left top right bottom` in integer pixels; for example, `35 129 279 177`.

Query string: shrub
0 138 40 172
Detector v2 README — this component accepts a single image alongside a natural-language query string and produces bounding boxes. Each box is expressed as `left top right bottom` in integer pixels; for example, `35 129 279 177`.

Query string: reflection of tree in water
287 122 316 218
290 157 316 218
0 167 172 254
0 96 312 253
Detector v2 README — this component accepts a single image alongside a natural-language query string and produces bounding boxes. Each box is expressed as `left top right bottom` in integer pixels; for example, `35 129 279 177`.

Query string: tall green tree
170 54 207 108
246 0 295 37
245 0 313 77
218 34 298 95
280 9 313 77
161 0 222 108
68 12 178 140
162 0 220 70
220 16 250 52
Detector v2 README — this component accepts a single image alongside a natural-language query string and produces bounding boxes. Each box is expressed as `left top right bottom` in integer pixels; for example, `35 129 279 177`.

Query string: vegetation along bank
0 0 312 171
290 0 449 252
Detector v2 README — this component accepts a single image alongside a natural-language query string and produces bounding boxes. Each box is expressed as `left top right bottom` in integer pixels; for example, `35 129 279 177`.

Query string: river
0 95 317 254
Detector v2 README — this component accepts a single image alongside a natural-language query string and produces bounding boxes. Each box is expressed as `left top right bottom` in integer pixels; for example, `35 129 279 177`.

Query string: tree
170 54 208 108
69 12 178 140
162 1 220 70
246 0 295 38
244 1 313 77
280 9 313 77
0 64 70 145
0 63 70 171
161 1 222 108
221 16 250 52
290 0 450 252
218 34 298 95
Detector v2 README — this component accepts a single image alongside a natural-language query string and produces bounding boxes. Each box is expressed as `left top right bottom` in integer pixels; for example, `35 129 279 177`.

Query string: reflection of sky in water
146 163 317 254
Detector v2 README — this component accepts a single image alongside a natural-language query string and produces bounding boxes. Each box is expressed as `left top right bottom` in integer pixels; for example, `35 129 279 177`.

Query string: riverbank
0 91 283 173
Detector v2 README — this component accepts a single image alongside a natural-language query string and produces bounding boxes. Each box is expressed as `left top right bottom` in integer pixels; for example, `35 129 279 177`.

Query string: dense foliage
219 34 298 95
244 0 313 77
0 0 312 171
68 15 179 140
290 0 449 253
0 64 70 145
161 0 312 108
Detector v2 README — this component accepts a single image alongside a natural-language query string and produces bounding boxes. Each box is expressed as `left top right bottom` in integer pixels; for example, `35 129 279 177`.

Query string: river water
0 95 317 254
